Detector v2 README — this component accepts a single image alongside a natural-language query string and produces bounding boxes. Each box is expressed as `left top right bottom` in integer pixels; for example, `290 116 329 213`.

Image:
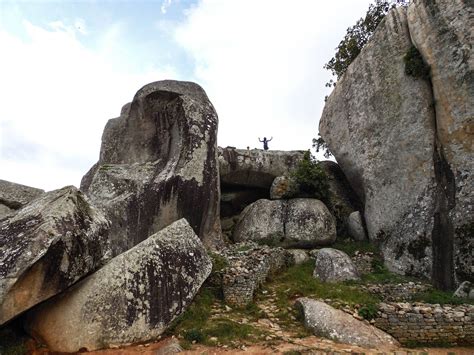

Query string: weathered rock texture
319 161 363 238
407 0 474 287
296 298 399 348
81 80 222 255
218 147 305 189
347 211 368 241
313 248 360 283
0 186 110 325
374 302 474 346
269 176 299 200
320 7 442 281
25 219 212 352
233 198 336 248
0 179 44 218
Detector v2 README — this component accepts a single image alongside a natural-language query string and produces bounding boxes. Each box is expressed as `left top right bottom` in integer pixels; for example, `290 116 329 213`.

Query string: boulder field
0 1 473 349
319 0 473 288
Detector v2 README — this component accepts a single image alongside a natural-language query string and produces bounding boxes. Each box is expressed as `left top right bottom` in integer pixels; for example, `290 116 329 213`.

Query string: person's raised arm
268 137 273 142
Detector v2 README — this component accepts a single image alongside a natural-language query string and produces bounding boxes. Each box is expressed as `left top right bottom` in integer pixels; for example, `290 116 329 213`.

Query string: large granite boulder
0 186 110 325
296 298 399 348
319 8 437 279
0 179 44 218
81 80 222 255
218 147 305 189
407 0 474 285
269 175 299 200
233 198 336 248
313 248 360 283
25 219 212 352
347 211 368 241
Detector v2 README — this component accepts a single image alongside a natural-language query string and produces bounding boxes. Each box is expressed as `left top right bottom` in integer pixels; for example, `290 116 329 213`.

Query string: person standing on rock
259 137 273 150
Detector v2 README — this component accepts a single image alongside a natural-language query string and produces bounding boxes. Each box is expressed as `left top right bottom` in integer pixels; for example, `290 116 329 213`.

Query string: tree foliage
312 134 332 159
324 0 409 84
291 151 329 201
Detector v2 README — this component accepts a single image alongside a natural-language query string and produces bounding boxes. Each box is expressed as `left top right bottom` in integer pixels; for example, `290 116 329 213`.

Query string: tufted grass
412 289 474 305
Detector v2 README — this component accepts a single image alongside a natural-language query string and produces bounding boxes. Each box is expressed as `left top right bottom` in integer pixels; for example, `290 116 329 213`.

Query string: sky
0 0 374 191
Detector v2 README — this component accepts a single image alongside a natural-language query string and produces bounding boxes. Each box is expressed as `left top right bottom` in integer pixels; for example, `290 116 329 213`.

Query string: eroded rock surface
313 248 360 283
407 0 474 286
296 298 399 348
233 198 336 248
218 147 304 189
0 186 110 325
81 80 222 255
0 179 44 218
319 7 437 278
25 219 212 352
347 211 367 241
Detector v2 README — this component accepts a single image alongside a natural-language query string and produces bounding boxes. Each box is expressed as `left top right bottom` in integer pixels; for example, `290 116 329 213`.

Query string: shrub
358 303 379 320
404 45 430 79
291 151 329 202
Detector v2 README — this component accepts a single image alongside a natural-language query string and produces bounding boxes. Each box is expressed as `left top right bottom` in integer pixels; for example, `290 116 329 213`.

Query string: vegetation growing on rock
290 151 329 202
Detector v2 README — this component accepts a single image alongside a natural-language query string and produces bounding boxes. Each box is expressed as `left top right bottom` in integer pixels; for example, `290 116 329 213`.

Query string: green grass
260 260 381 329
167 287 268 347
331 240 379 256
412 289 474 305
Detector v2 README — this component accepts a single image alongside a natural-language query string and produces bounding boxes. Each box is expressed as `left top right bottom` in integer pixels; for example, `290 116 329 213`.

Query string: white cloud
175 0 372 154
0 21 177 191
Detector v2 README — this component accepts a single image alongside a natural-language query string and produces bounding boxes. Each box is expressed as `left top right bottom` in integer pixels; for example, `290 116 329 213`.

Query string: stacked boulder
82 80 223 255
0 80 220 351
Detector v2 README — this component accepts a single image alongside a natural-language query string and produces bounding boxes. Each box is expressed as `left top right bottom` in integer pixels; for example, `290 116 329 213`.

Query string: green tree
324 0 409 84
291 151 329 202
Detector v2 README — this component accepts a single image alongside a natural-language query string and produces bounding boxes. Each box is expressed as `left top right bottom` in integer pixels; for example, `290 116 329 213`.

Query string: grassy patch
167 287 268 347
331 240 378 256
265 261 380 322
360 257 418 284
412 289 474 305
208 252 229 273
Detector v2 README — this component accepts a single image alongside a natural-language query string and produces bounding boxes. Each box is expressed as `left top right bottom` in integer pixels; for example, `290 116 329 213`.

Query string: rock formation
319 3 473 287
218 147 304 189
0 186 110 325
233 198 336 248
296 298 399 348
313 248 360 283
0 180 44 218
81 80 222 255
24 219 212 352
407 0 474 287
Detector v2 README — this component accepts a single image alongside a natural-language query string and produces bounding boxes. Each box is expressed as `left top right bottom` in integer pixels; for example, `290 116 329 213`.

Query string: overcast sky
0 0 374 191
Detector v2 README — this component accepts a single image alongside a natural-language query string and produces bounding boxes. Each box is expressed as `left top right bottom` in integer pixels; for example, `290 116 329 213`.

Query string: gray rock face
453 281 473 299
81 80 222 255
233 198 336 248
0 179 44 218
0 186 110 325
319 161 363 238
319 8 437 279
25 219 212 352
269 176 299 200
218 147 305 189
285 249 310 266
407 0 474 285
296 298 399 348
313 248 360 282
347 211 367 241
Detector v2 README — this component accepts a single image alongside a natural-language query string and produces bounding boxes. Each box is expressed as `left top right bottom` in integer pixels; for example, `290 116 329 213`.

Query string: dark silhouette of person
259 136 273 150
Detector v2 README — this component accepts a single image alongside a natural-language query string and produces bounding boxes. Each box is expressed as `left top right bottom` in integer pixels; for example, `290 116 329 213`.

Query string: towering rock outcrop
319 8 437 279
81 80 222 255
407 0 473 287
319 2 473 287
25 219 212 352
0 186 110 325
0 179 44 218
